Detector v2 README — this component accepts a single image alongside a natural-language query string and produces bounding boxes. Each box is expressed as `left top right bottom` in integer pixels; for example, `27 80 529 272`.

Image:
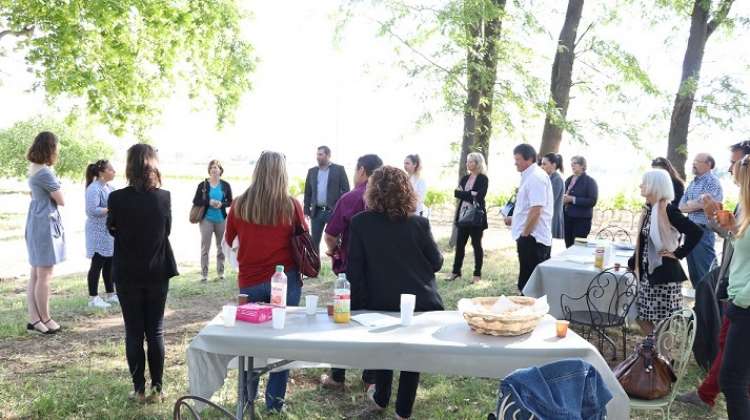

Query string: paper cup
222 305 237 327
400 294 416 326
305 295 319 315
272 308 286 329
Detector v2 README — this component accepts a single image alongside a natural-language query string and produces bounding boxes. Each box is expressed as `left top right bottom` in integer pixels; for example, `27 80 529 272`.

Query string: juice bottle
333 273 350 323
270 265 287 307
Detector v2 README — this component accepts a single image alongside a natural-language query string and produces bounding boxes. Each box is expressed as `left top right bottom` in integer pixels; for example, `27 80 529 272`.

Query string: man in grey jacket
304 146 350 252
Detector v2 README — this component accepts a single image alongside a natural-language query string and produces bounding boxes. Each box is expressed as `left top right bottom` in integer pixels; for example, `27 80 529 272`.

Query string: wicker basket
462 296 544 336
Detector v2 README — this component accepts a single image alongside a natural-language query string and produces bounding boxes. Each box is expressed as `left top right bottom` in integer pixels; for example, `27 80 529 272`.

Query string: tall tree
539 0 584 156
666 0 735 178
0 1 255 136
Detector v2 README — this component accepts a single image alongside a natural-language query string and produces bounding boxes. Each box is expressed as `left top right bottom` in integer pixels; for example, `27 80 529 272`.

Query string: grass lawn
0 243 727 419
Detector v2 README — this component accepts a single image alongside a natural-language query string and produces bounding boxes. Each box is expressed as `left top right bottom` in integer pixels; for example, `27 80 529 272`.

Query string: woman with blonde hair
224 151 307 412
627 169 701 335
717 156 750 419
448 152 488 283
404 154 427 216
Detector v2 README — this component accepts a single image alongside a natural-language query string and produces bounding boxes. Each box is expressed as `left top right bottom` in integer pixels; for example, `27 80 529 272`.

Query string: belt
316 205 331 211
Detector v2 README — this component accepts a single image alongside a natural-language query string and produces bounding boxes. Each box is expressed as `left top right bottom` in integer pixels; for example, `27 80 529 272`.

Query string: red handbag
291 199 320 278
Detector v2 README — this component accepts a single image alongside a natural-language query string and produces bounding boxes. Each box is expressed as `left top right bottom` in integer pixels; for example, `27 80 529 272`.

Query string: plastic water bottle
270 265 287 307
333 273 351 323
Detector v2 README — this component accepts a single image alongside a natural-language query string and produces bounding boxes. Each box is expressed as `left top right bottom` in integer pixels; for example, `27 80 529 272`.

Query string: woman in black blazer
448 152 488 282
563 155 598 247
107 144 178 403
192 159 233 282
347 166 443 419
627 169 701 335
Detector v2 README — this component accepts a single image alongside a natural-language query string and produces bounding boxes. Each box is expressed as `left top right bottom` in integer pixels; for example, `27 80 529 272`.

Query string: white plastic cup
222 305 237 327
400 294 416 326
305 295 319 315
272 308 286 329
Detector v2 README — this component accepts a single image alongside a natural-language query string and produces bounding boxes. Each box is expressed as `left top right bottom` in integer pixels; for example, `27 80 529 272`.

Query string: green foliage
486 191 512 208
0 1 256 137
598 192 643 212
424 188 450 208
288 176 306 198
0 117 112 180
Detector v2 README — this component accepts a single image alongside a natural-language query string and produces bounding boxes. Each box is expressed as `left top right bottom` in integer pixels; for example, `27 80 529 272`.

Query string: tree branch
574 22 594 49
0 25 35 41
707 0 735 38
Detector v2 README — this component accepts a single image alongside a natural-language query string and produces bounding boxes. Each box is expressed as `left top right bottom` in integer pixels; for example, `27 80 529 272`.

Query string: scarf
635 201 681 276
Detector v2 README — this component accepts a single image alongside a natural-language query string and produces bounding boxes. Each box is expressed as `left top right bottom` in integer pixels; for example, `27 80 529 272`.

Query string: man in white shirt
504 144 554 292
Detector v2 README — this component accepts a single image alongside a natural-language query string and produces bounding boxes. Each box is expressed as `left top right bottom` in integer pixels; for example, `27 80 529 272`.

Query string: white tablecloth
523 244 635 320
187 308 629 419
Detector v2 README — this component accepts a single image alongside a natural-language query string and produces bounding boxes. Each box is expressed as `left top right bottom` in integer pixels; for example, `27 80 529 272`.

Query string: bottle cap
275 265 284 272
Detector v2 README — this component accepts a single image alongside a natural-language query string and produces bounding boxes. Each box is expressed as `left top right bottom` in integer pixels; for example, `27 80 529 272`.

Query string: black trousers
516 236 551 292
564 215 592 248
330 368 375 385
452 226 484 277
117 282 169 393
87 253 113 296
373 370 420 418
720 303 750 419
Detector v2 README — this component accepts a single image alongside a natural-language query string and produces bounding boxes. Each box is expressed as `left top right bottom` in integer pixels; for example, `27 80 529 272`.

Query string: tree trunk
539 0 584 156
667 0 735 179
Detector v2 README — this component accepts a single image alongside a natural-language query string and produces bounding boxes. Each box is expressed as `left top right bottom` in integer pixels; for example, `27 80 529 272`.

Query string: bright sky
1 0 748 196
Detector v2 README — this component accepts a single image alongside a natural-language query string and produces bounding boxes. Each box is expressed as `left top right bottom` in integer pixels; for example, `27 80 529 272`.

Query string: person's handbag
457 202 485 228
613 334 676 400
189 180 208 224
291 199 321 278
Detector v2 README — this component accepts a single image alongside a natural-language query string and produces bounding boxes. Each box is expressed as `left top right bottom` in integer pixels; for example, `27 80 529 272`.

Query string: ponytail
543 153 564 173
85 159 109 187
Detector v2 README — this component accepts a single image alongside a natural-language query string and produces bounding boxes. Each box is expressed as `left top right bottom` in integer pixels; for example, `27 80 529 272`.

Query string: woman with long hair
107 144 178 403
651 157 685 207
541 153 565 240
193 159 233 282
224 151 307 412
347 166 443 419
717 156 750 419
404 154 427 216
85 159 117 308
25 131 66 334
448 152 488 283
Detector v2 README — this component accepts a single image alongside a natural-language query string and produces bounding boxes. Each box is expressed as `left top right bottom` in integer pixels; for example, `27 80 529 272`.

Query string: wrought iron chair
629 308 696 420
173 395 237 420
487 393 535 420
560 268 638 360
595 225 633 244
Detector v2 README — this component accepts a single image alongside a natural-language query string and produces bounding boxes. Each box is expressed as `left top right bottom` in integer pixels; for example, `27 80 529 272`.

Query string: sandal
446 273 460 282
42 319 61 333
26 320 50 334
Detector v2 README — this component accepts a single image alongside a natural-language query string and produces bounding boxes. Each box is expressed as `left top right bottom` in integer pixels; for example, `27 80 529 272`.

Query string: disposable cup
400 294 416 326
556 320 570 338
305 295 319 315
272 308 286 329
222 305 237 327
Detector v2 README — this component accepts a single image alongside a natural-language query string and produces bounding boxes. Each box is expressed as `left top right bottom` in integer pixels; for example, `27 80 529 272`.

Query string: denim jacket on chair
500 359 612 420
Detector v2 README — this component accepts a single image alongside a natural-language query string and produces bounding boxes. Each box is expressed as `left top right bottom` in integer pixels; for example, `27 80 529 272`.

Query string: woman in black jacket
628 169 701 335
448 152 488 283
192 160 233 282
563 155 598 247
107 144 178 403
347 166 443 420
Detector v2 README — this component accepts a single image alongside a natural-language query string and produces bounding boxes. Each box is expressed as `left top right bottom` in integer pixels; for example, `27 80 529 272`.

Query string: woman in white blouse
404 154 427 217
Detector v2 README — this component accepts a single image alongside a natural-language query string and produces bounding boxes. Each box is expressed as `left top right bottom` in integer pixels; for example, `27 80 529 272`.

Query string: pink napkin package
236 303 273 323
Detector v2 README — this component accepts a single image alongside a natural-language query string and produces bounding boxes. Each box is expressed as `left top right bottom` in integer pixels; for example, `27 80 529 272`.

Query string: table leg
237 356 245 420
247 357 255 420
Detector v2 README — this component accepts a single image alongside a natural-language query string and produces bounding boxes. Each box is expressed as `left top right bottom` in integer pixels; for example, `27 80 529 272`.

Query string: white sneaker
106 294 120 305
88 296 112 309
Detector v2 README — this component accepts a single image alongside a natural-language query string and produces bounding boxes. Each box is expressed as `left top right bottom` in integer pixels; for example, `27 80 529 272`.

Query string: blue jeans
239 270 302 411
310 209 332 253
687 225 716 288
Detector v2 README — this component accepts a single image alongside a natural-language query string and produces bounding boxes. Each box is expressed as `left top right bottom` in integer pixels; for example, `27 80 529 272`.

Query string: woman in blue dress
25 132 66 334
85 159 118 309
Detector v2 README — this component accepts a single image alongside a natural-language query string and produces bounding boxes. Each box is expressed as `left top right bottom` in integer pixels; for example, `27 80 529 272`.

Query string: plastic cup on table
305 295 319 315
400 294 416 326
556 320 570 338
272 308 286 329
222 305 237 327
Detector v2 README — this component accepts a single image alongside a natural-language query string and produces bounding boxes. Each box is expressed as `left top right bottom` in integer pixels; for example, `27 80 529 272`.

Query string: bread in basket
461 296 545 336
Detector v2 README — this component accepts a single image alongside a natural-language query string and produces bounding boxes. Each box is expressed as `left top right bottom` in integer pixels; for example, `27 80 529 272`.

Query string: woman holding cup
346 166 444 419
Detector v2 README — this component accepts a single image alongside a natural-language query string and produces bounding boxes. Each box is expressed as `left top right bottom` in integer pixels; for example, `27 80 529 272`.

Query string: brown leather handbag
290 199 320 278
614 334 676 400
189 180 208 224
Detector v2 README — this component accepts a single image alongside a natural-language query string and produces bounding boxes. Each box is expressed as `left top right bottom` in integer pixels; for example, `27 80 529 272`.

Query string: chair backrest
654 308 696 403
584 268 639 325
595 225 633 244
488 393 535 420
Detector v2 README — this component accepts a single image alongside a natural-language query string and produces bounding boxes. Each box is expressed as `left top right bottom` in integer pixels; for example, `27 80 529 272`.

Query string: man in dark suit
304 146 350 252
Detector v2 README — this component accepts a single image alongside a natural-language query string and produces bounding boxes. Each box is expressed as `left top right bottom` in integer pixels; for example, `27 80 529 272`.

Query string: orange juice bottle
333 273 350 323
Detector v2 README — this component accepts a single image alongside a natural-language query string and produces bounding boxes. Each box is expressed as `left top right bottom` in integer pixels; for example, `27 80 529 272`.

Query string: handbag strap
291 198 307 231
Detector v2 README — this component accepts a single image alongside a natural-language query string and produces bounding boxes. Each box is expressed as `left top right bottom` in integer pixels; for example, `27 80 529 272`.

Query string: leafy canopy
0 1 256 137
